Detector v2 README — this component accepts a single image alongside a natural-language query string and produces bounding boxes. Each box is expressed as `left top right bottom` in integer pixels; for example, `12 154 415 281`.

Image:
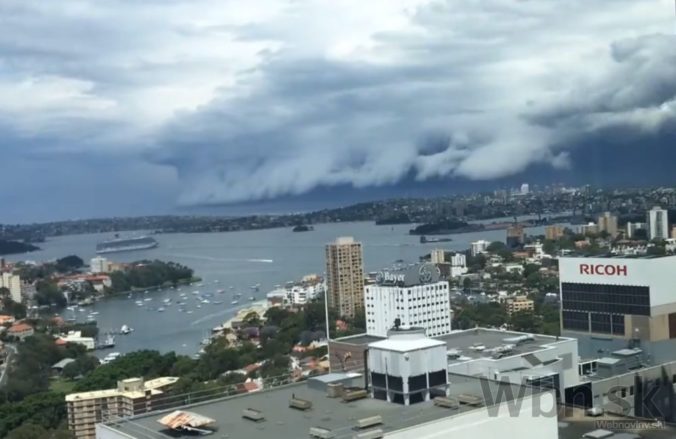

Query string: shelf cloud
0 0 674 218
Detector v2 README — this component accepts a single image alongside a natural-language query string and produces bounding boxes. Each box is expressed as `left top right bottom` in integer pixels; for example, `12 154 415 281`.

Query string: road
0 343 17 388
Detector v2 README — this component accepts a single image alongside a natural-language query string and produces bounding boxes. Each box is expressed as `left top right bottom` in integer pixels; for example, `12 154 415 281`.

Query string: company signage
579 264 627 276
376 263 441 286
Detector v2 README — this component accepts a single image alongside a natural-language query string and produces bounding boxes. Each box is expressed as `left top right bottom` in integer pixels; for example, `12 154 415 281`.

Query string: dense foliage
0 240 39 256
409 219 480 235
108 260 194 293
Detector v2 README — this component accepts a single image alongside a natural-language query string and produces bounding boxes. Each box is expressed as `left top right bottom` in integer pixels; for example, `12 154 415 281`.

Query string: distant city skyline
0 0 674 223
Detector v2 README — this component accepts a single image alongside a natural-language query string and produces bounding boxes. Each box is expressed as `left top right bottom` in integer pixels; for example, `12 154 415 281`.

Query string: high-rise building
506 225 525 249
520 183 529 195
470 240 489 256
597 211 618 237
66 377 178 439
671 226 676 240
365 263 451 338
430 249 445 264
578 222 599 236
90 256 111 274
544 225 564 241
0 272 22 303
647 206 669 240
626 222 647 239
325 237 364 319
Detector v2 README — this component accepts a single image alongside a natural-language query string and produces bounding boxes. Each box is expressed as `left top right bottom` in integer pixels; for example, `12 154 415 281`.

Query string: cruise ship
96 236 158 254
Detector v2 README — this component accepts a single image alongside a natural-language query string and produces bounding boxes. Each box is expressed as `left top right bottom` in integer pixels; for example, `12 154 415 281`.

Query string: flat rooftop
101 374 543 439
558 407 676 439
334 328 572 362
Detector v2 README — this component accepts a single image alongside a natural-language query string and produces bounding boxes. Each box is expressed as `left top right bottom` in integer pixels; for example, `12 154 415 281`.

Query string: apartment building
66 377 178 439
325 237 364 319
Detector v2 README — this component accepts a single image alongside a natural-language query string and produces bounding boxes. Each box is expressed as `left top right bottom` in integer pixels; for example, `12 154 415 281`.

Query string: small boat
231 300 239 305
157 307 165 312
144 298 152 302
187 310 193 314
192 290 200 295
249 297 255 301
216 289 225 294
121 325 133 334
213 280 220 284
163 298 171 304
144 290 149 294
97 334 115 349
229 286 234 290
200 337 211 346
127 293 132 299
196 283 204 287
212 300 223 305
196 304 202 308
89 311 100 316
201 299 210 304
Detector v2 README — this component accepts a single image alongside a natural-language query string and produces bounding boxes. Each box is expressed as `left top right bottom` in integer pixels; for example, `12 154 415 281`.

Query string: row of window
562 311 625 335
561 282 650 316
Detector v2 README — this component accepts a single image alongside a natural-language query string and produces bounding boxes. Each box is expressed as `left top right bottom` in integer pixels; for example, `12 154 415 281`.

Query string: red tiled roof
9 322 33 333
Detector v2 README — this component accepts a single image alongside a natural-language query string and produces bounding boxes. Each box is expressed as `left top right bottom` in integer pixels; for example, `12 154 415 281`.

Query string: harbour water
4 220 566 357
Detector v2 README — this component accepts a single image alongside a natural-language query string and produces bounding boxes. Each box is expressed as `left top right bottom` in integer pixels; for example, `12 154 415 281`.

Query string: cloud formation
1 0 675 218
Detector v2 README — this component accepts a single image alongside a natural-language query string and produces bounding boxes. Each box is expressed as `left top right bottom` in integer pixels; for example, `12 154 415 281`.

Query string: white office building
365 263 451 338
520 183 530 195
647 206 669 240
470 240 489 257
430 249 445 264
90 256 111 274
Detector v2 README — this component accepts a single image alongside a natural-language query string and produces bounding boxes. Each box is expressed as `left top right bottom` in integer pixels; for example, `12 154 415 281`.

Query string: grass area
49 377 76 394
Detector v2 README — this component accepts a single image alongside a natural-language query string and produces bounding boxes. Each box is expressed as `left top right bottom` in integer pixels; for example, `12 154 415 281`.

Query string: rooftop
100 373 544 439
66 377 179 402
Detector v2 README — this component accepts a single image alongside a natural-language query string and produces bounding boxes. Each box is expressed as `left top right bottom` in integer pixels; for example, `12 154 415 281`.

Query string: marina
6 220 562 357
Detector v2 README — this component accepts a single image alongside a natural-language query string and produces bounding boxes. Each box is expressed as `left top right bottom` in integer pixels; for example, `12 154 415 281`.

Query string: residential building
448 253 468 277
626 221 647 239
66 377 178 439
520 183 530 195
559 255 676 363
325 237 364 319
470 240 489 256
0 315 15 325
672 226 676 239
7 322 34 340
89 256 111 274
57 331 96 350
545 225 565 240
364 263 451 338
597 211 618 237
506 225 525 249
578 222 599 236
0 272 22 303
647 206 669 240
430 248 445 264
506 295 534 316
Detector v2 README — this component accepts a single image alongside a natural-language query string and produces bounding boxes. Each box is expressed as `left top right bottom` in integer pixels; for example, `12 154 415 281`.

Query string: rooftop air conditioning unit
433 396 459 409
353 429 384 439
356 415 382 429
310 427 336 438
342 389 368 402
289 397 312 410
241 408 264 422
327 383 344 398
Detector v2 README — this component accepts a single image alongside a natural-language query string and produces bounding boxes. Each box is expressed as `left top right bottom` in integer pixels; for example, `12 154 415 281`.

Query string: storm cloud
1 0 675 219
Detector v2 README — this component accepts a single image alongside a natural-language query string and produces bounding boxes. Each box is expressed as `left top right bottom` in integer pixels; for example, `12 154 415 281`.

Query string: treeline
0 239 39 256
409 219 482 235
108 260 194 293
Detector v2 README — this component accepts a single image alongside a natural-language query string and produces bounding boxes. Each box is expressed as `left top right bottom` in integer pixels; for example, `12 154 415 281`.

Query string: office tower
325 237 364 319
626 222 646 239
365 263 451 338
520 183 529 195
470 240 489 256
647 206 669 240
597 211 618 237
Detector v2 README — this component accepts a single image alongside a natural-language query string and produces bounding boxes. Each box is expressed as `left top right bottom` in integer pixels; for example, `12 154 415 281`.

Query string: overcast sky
1 0 675 222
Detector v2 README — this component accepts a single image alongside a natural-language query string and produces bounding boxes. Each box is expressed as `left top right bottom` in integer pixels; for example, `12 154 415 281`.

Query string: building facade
544 225 564 240
470 240 489 256
0 272 22 303
364 263 451 338
66 377 178 439
506 295 534 316
506 225 525 249
90 256 111 274
597 211 618 237
647 206 669 240
430 249 445 264
559 255 676 362
325 237 364 319
626 221 646 239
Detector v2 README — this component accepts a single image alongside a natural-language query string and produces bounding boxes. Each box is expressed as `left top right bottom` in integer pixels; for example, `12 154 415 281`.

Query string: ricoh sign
579 263 628 276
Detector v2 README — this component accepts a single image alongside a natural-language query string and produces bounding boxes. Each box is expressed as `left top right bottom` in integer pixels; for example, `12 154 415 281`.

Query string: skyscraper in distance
325 236 364 319
647 206 669 240
597 211 618 237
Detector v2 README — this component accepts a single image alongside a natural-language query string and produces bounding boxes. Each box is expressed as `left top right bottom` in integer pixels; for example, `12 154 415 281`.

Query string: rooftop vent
310 426 335 438
356 415 382 429
342 388 368 402
289 397 312 411
241 408 264 422
433 396 459 409
456 393 484 406
353 429 384 439
327 383 344 398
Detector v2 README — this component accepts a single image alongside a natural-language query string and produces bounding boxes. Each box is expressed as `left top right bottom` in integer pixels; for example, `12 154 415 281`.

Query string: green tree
55 255 84 272
510 311 540 333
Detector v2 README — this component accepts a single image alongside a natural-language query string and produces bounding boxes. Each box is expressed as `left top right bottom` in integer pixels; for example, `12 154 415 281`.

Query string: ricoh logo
579 263 627 276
